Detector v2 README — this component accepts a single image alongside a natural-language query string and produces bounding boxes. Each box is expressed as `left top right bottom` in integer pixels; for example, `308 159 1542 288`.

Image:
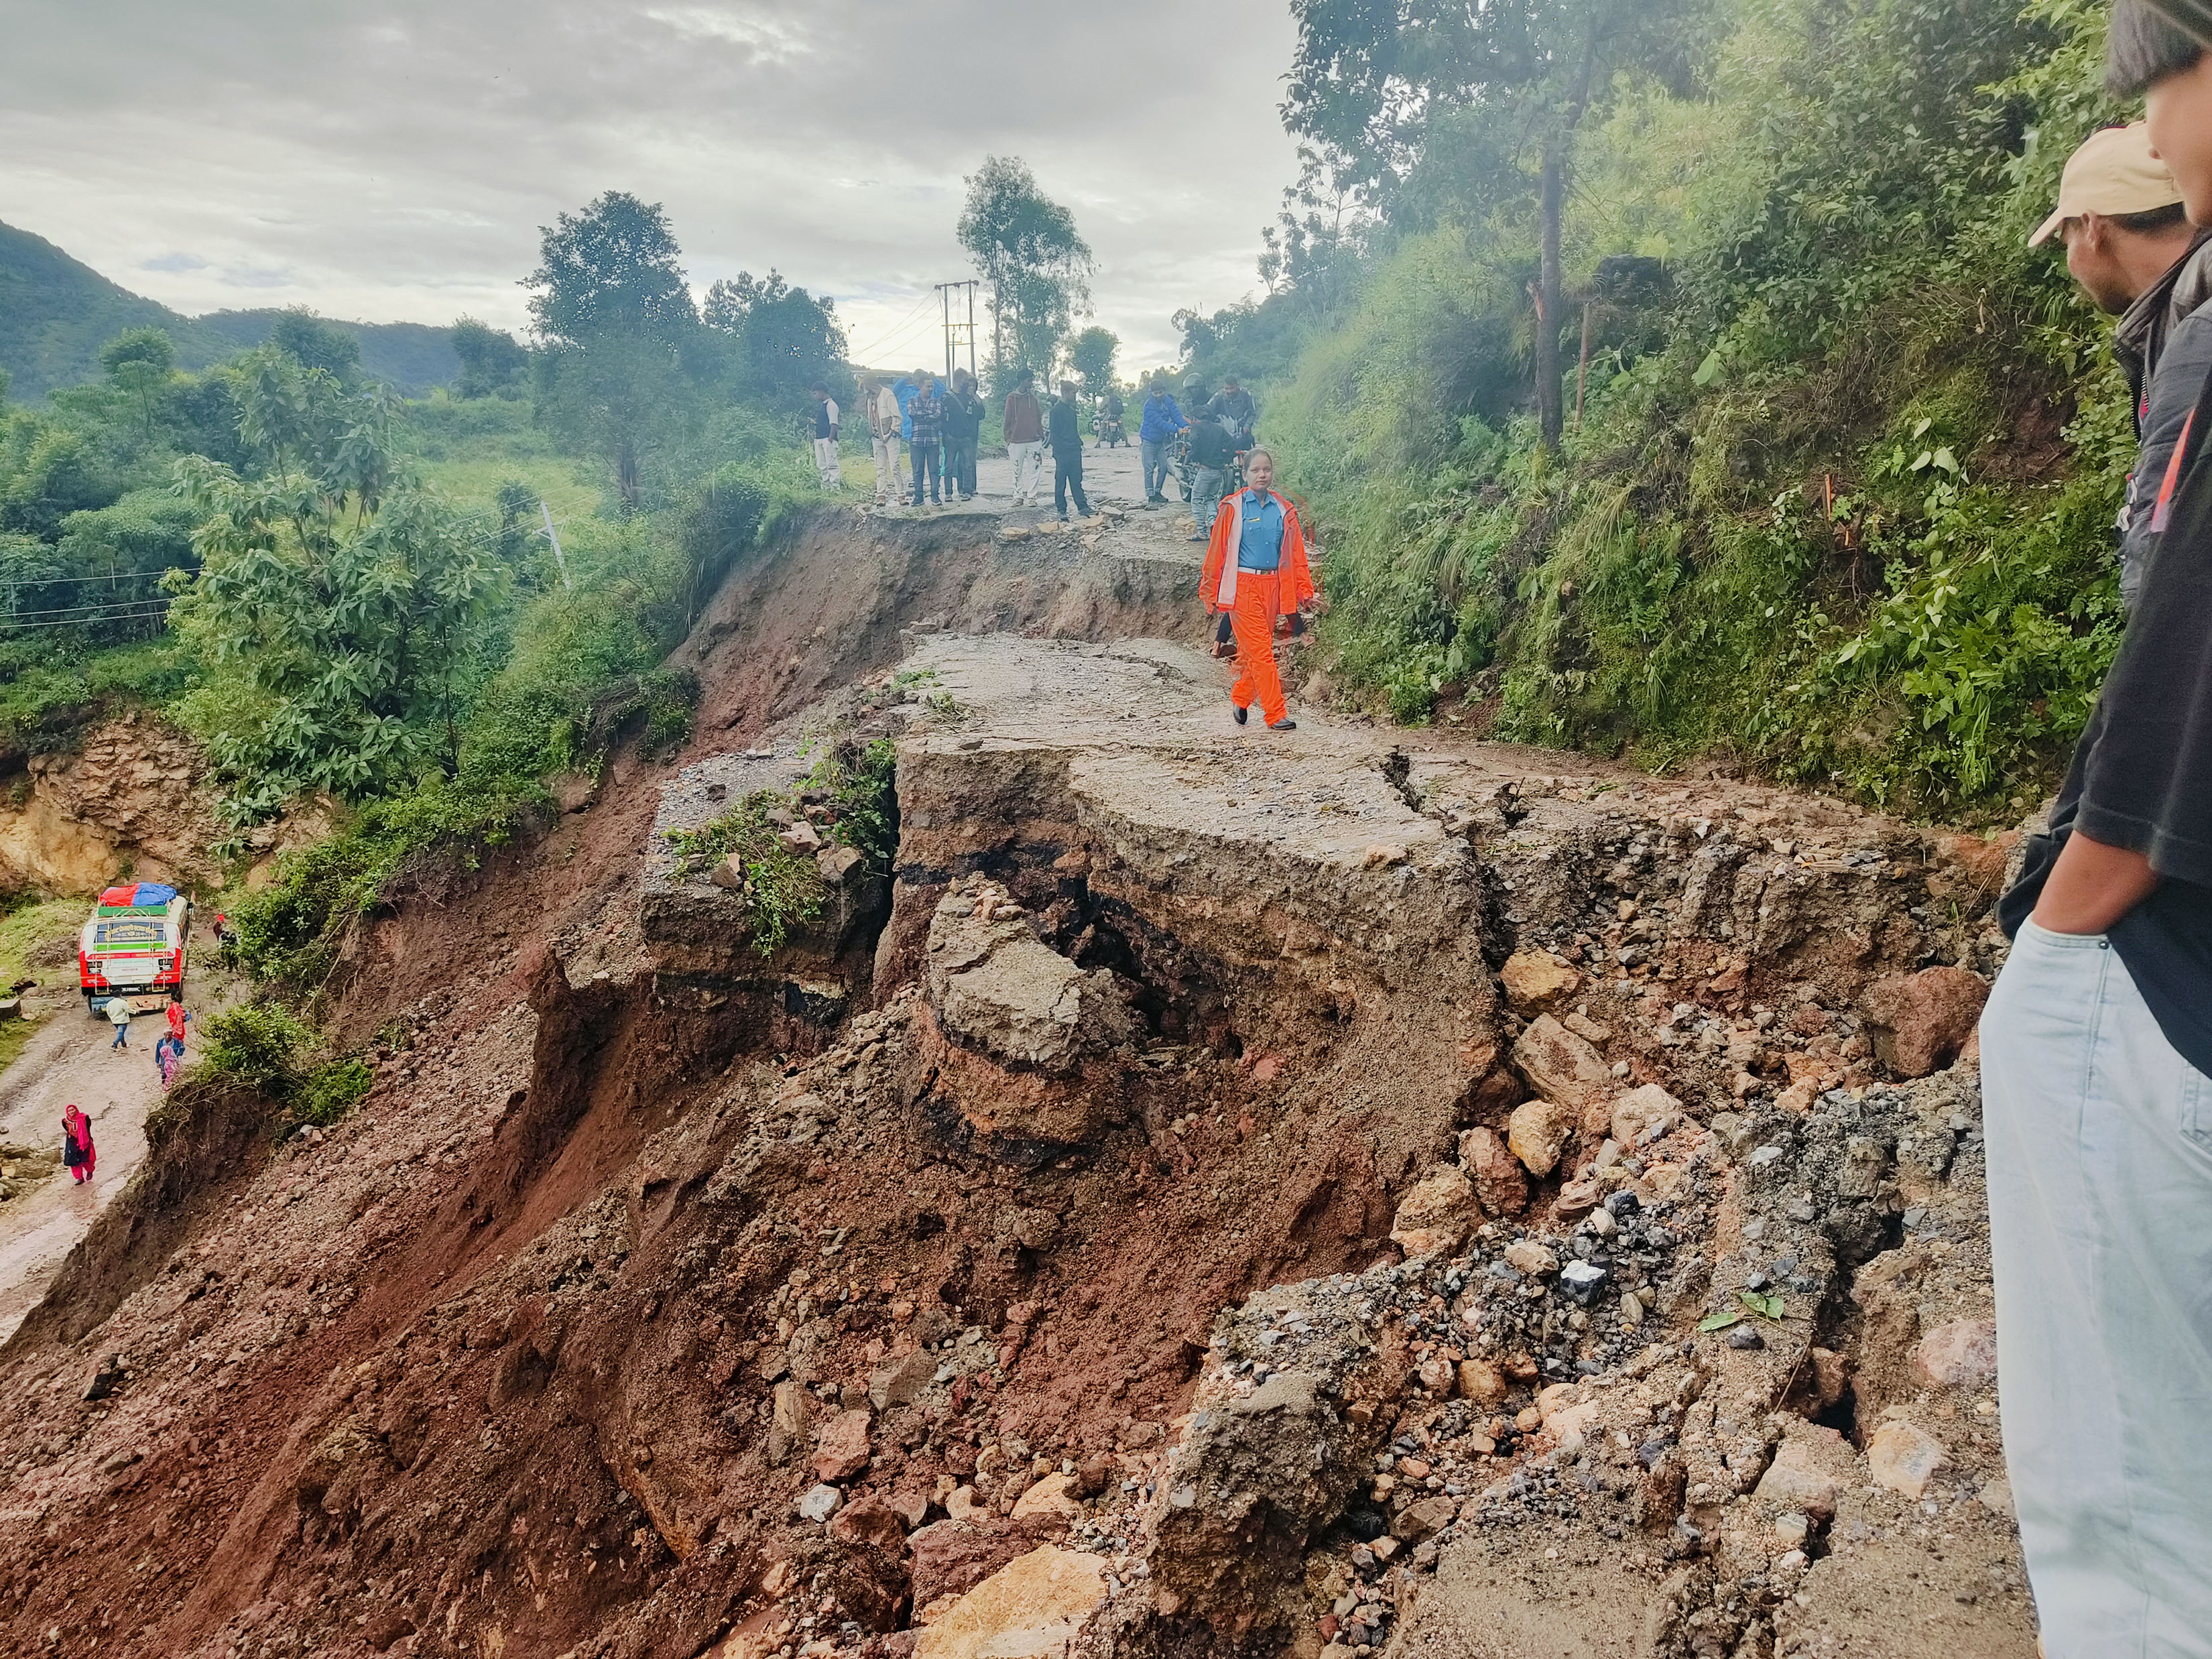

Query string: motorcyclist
1207 375 1257 446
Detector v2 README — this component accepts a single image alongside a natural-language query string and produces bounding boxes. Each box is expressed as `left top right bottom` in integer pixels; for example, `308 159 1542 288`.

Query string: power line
0 604 171 632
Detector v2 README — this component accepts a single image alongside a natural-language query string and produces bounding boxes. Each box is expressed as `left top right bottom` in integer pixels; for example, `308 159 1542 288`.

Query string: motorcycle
1093 400 1127 448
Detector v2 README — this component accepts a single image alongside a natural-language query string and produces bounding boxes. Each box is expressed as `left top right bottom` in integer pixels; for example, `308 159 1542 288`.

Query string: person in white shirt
810 384 843 491
865 376 902 506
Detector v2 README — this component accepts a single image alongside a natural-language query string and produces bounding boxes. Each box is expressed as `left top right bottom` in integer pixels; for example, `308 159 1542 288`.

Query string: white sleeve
825 400 839 426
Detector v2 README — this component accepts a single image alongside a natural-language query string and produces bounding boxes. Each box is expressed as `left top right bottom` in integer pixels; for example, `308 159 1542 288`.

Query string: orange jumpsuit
1201 488 1317 727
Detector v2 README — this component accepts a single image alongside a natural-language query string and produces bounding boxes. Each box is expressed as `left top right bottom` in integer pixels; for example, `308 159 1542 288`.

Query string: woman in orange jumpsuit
1199 449 1318 730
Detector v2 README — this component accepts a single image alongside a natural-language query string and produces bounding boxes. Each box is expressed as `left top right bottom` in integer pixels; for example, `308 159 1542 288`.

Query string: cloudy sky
1 1 1305 370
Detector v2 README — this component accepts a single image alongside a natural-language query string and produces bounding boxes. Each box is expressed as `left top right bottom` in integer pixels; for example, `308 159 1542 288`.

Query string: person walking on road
155 1032 183 1090
1139 381 1187 506
944 371 985 501
1980 7 2212 1653
906 374 944 509
1003 371 1046 507
105 997 130 1050
1185 414 1238 543
61 1105 94 1183
166 1001 189 1048
808 383 843 492
1048 381 1093 521
1201 448 1316 732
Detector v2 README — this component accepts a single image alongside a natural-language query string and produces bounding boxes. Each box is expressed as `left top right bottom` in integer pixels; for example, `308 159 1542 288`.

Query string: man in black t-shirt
1980 5 2212 1648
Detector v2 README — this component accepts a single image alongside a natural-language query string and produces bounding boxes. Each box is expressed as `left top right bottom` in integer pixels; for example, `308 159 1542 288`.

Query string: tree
1068 326 1119 395
526 191 698 349
267 310 363 381
703 270 849 407
1257 147 1370 326
98 328 176 438
450 317 529 399
1284 0 1711 447
170 347 501 816
957 158 1095 382
524 192 704 509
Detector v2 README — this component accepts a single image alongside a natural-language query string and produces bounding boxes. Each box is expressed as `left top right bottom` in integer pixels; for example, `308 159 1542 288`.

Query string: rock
81 1355 126 1403
888 1488 933 1532
1010 1473 1083 1520
1513 1014 1614 1112
910 1518 1070 1606
1455 1358 1509 1408
1503 1240 1558 1278
778 820 824 854
1911 1317 1998 1390
550 772 597 814
1610 1083 1684 1148
831 1493 910 1551
1506 1099 1576 1179
817 845 865 886
813 1408 873 1482
1867 1420 1947 1499
1391 1496 1457 1542
867 1349 936 1412
1361 845 1408 869
913 1545 1107 1659
1501 950 1581 1013
799 1483 843 1524
1458 1125 1529 1215
926 893 1135 1073
711 853 747 890
1390 1164 1479 1257
1754 1424 1852 1521
1860 967 1989 1078
1070 1454 1112 1499
1727 1325 1764 1350
1559 1261 1609 1306
1772 1512 1810 1547
945 1485 988 1523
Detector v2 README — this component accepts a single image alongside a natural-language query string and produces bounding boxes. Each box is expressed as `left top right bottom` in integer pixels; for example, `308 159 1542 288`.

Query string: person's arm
2030 831 2160 935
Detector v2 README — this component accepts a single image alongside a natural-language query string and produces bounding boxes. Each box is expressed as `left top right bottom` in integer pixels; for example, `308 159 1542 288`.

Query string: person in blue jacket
1138 379 1187 507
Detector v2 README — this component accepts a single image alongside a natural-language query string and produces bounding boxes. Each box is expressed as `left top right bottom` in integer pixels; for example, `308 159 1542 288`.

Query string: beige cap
2031 122 2184 247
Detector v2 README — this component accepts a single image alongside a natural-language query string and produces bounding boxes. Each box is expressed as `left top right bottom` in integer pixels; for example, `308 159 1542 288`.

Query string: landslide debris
0 513 2034 1659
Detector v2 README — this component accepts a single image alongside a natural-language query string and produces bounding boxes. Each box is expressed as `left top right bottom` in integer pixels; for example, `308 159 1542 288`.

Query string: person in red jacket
1200 448 1317 730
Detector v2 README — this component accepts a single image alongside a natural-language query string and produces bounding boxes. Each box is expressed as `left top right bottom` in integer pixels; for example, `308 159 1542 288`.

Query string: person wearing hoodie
1138 380 1187 506
2034 119 2212 607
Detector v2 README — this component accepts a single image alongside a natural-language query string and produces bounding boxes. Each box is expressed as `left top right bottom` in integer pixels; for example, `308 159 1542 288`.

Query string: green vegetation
1195 0 2128 821
193 999 370 1126
663 737 897 956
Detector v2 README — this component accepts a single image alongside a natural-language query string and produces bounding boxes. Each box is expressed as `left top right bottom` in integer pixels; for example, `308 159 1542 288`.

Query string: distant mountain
0 220 462 401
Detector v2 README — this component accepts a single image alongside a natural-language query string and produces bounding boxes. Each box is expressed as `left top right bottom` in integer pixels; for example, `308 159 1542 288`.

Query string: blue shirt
1139 393 1187 444
894 379 916 441
1235 489 1285 571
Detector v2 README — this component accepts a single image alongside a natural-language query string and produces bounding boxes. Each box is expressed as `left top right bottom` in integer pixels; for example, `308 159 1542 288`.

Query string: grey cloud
0 1 1302 363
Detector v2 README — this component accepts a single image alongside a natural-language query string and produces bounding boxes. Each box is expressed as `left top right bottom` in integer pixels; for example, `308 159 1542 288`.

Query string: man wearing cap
2034 120 2212 607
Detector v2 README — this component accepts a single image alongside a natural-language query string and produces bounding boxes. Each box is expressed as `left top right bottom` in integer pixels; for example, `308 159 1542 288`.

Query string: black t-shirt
2000 363 2212 1076
1188 418 1237 470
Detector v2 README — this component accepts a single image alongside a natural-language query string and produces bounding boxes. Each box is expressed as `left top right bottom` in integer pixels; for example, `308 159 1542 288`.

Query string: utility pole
539 499 571 591
936 280 979 384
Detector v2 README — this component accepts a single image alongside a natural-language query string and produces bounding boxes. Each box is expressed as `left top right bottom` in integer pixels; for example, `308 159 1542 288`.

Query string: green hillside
0 220 460 400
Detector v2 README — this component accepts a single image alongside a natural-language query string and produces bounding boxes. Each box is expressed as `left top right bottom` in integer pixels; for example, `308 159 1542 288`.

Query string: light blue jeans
1981 918 2212 1657
1142 438 1174 499
1191 467 1226 534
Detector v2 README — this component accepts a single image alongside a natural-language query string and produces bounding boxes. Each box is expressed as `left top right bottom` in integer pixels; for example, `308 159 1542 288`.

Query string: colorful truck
80 881 192 1015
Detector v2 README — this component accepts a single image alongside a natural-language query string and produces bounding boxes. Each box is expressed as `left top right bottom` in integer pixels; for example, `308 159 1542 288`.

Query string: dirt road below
0 965 240 1343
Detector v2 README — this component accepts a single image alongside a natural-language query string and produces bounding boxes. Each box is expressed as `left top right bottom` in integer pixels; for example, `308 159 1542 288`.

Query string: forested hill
0 221 458 400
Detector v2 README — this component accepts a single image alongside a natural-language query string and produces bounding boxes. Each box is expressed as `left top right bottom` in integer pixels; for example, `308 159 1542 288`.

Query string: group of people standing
1135 374 1258 542
840 370 988 509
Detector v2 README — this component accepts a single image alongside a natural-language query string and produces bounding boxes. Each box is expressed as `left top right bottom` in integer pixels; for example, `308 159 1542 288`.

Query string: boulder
812 1408 873 1483
913 1545 1107 1659
817 845 865 886
1867 1420 1947 1499
1010 1473 1083 1520
767 1380 811 1465
1513 1014 1613 1112
1610 1083 1684 1148
1911 1317 1998 1390
1455 1358 1510 1408
1457 1125 1529 1215
830 1493 909 1552
778 820 823 853
1506 1099 1576 1179
1754 1422 1853 1521
1504 1240 1558 1278
910 1518 1070 1607
926 891 1134 1074
1391 1495 1458 1542
1859 967 1989 1078
870 1349 938 1411
1500 950 1581 1013
711 853 747 890
1390 1164 1479 1257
